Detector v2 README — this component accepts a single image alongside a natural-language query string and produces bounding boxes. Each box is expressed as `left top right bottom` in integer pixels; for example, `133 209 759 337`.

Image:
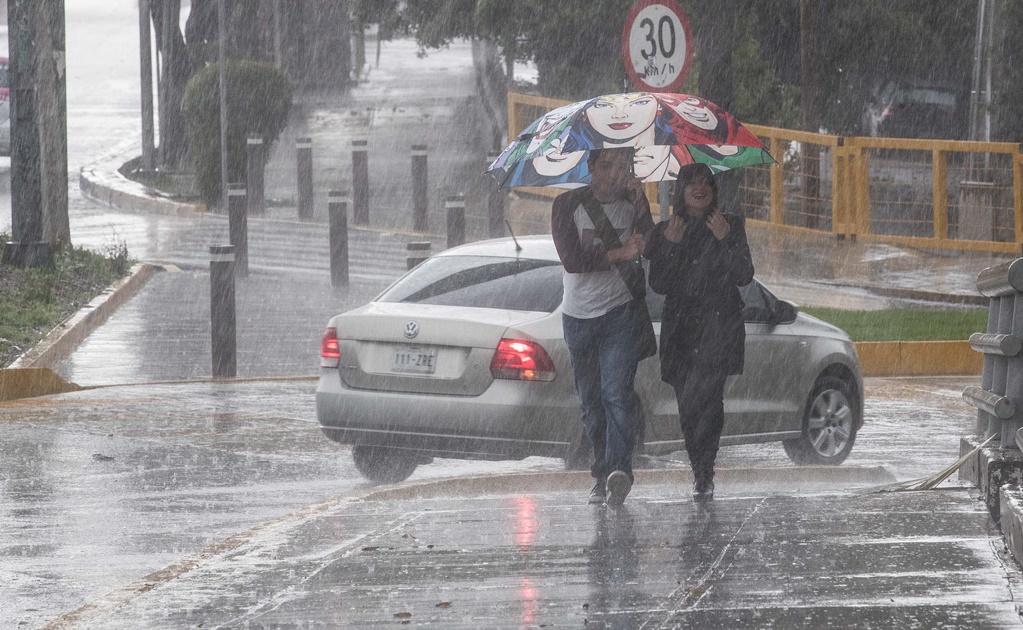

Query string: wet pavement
5 375 1019 628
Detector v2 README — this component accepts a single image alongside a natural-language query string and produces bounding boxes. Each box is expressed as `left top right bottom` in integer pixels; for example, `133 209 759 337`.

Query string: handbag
577 188 658 360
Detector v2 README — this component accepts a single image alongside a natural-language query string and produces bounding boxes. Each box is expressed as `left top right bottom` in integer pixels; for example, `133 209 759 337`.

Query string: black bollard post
446 195 466 248
328 190 350 288
485 153 505 238
209 245 237 379
406 241 431 270
296 137 313 220
246 135 265 216
412 144 428 232
227 183 249 278
352 139 369 226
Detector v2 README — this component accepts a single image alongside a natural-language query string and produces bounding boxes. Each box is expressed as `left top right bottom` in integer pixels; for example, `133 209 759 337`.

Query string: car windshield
378 255 565 312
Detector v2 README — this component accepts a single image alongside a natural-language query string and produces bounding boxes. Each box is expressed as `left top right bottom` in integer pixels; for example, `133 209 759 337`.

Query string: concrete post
446 195 466 249
412 144 428 232
407 242 431 270
246 135 265 216
486 153 506 238
328 190 350 288
352 139 369 226
296 137 313 220
210 245 237 379
227 183 248 278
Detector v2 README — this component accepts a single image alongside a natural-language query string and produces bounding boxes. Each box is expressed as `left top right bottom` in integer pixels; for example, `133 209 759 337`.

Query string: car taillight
320 327 340 368
490 338 555 382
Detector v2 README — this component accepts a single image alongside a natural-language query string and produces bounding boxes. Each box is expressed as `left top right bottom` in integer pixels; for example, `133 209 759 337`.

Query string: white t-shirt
561 198 636 319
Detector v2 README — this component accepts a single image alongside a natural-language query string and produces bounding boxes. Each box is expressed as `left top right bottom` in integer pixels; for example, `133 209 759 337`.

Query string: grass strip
0 235 132 367
800 306 987 342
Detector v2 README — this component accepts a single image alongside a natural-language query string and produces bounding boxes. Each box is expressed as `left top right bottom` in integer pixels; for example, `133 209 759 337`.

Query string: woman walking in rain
645 163 754 501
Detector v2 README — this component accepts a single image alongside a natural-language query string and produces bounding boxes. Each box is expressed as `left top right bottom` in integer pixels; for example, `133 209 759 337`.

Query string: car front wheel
351 445 420 483
783 376 858 466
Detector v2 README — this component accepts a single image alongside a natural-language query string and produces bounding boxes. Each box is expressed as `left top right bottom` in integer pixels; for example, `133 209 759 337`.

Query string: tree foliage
367 0 982 135
182 61 292 205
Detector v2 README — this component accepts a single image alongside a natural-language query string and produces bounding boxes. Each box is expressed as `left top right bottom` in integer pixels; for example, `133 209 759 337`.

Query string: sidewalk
45 467 1023 629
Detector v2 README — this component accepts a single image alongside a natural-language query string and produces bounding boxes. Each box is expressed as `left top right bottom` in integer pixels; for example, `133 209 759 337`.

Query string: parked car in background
869 82 966 140
317 236 864 483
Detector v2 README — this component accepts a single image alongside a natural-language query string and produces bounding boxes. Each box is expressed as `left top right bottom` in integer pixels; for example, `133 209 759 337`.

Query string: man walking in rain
551 148 655 506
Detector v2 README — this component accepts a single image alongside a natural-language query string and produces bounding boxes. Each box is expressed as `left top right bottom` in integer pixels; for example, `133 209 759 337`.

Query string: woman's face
585 94 659 142
677 97 718 131
682 174 714 216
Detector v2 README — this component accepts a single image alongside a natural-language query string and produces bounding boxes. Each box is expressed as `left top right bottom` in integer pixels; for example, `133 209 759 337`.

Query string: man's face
589 150 633 200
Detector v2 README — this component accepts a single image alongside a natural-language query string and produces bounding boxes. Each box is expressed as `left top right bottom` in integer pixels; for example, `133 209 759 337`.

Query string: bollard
328 190 350 288
210 245 237 379
227 183 249 278
412 144 428 232
406 241 431 270
246 135 265 216
352 139 369 226
296 137 313 220
445 195 466 249
485 153 506 238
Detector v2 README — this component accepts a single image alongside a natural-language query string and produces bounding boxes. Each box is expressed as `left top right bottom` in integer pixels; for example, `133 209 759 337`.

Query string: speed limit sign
622 0 693 92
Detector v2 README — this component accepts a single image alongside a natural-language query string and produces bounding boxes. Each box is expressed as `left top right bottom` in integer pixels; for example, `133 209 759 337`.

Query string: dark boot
691 453 715 502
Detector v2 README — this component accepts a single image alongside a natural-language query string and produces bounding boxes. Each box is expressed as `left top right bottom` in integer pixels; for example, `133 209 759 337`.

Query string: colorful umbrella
487 92 775 189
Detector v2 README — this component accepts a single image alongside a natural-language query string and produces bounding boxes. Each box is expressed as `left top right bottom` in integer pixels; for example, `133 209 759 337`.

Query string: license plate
391 345 437 374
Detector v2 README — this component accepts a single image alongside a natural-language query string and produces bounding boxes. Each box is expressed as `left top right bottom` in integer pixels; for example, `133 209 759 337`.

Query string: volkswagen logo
403 321 419 339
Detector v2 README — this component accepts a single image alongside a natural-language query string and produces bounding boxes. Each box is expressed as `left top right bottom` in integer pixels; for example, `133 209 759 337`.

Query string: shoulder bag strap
577 188 645 300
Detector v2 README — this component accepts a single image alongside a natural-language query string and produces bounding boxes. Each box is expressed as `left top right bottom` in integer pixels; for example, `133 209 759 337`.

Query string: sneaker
692 480 714 502
605 470 632 506
588 478 607 505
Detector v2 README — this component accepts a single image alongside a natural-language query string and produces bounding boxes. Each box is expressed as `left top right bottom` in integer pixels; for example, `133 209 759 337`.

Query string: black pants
671 366 729 484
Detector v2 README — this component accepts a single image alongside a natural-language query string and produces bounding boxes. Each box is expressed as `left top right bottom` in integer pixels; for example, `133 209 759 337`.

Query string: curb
856 340 982 376
8 263 163 372
359 465 898 502
79 166 207 216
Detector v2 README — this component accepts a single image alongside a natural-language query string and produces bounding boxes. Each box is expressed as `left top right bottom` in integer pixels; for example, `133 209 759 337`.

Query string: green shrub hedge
183 60 293 205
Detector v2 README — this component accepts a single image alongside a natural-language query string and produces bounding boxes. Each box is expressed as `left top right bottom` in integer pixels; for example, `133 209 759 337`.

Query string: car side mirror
768 300 799 326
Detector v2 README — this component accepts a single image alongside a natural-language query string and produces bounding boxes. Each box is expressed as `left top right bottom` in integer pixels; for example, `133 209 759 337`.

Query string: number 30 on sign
622 0 693 93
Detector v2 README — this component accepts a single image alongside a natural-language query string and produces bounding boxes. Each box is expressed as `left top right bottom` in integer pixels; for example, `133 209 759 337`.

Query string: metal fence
964 259 1023 448
507 91 1023 254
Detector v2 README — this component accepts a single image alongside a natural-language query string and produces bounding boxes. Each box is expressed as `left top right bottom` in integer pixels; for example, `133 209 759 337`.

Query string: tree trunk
151 0 191 170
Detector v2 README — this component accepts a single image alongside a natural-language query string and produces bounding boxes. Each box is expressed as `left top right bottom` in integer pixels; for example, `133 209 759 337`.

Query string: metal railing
964 259 1023 448
507 91 1023 254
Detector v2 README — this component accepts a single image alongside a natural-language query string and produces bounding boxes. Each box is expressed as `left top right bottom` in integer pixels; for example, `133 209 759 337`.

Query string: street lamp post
218 0 229 211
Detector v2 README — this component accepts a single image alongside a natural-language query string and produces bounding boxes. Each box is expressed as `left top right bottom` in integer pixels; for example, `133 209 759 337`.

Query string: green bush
183 60 292 206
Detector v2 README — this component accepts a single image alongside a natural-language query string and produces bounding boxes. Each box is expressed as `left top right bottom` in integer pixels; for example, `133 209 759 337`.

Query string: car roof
435 235 561 262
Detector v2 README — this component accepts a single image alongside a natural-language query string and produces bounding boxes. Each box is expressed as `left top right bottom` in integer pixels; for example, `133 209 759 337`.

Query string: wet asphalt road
5 374 1020 628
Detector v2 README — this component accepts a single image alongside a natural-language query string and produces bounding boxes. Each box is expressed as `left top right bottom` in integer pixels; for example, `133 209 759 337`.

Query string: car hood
794 311 855 343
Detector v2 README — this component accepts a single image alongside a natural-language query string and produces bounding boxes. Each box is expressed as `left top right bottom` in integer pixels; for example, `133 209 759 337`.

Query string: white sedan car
317 235 864 483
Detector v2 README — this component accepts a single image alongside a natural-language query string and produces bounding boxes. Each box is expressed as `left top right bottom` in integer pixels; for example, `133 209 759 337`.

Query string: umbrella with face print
486 92 775 189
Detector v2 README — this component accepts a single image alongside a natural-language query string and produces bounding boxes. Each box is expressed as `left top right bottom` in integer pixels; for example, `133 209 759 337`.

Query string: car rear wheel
783 376 858 466
352 445 419 483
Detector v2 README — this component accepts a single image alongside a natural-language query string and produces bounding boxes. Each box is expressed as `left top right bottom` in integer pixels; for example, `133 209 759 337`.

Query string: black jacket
646 213 755 383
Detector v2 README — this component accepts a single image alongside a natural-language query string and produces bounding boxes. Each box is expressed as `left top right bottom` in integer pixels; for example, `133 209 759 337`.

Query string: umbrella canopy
487 92 775 189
